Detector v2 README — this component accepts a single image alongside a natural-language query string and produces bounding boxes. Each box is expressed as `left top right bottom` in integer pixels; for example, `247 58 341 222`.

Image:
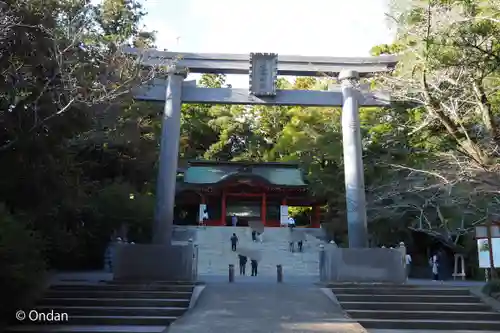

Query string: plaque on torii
249 53 278 97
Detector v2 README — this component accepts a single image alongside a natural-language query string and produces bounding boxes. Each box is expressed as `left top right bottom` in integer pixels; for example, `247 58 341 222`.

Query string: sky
140 0 395 87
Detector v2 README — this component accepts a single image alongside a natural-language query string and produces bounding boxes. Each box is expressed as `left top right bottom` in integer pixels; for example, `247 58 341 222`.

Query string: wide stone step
39 298 188 307
347 309 500 321
357 318 500 331
328 282 416 287
341 301 491 312
36 306 188 316
195 226 321 276
15 315 177 326
7 325 167 333
336 294 479 303
331 287 471 296
44 290 192 300
106 281 197 286
49 284 194 292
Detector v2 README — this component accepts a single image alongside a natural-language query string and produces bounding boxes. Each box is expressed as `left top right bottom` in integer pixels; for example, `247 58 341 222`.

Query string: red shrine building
174 161 325 227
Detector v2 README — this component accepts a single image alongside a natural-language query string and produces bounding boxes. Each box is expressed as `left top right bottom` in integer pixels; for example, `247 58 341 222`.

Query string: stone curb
188 285 206 310
319 287 369 332
469 286 500 313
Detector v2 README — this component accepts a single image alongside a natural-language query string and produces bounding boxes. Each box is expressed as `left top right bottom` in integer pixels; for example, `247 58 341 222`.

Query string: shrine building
174 160 325 227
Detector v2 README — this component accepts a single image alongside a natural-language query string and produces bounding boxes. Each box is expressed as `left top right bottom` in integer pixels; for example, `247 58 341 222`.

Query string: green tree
0 0 159 274
368 0 500 240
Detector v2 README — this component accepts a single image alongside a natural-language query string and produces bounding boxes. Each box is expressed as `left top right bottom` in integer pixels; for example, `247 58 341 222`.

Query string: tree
0 0 154 153
0 0 159 269
370 0 500 235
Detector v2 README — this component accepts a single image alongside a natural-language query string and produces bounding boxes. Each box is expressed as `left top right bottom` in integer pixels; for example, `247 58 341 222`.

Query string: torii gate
124 47 397 248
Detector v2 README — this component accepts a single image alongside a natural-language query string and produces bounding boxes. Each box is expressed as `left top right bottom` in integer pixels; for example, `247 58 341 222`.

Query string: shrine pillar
337 69 368 248
221 190 226 226
261 192 267 226
152 66 186 244
312 205 321 228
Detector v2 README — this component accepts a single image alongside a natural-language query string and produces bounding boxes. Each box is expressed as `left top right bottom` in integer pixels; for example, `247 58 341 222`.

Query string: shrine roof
182 160 307 187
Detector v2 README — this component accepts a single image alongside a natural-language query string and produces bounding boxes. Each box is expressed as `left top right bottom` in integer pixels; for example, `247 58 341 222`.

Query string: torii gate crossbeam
134 79 390 107
123 47 397 76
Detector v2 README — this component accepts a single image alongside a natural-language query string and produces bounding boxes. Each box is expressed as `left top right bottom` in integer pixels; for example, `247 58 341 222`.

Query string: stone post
319 244 326 282
338 69 368 248
229 264 235 283
153 66 186 244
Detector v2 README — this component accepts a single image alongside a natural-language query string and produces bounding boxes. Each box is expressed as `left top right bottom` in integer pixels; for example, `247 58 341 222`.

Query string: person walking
251 230 257 242
230 233 238 251
231 214 238 227
251 259 258 276
298 240 303 252
238 254 247 275
289 240 295 252
288 216 296 229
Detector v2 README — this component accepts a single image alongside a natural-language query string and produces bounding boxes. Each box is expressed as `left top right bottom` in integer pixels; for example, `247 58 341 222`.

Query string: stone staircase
190 226 323 276
331 283 500 331
8 281 196 333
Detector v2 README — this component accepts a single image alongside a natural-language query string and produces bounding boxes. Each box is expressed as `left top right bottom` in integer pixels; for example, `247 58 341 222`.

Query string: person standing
430 253 439 281
230 233 238 251
199 209 208 227
104 237 122 272
298 240 303 252
238 254 247 275
251 259 258 276
405 252 412 279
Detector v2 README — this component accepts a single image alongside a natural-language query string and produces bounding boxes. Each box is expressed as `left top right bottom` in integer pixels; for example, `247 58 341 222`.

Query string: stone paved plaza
167 282 367 333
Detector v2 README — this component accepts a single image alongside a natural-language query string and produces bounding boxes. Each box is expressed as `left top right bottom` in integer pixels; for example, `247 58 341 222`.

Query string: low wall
320 246 406 283
172 226 197 242
113 244 198 281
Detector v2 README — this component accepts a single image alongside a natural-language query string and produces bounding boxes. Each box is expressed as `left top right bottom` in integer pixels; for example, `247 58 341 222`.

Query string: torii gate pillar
338 69 369 248
152 66 186 244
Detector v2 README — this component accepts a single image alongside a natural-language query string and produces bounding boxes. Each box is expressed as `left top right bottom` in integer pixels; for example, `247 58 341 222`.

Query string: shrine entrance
126 47 396 248
173 160 324 228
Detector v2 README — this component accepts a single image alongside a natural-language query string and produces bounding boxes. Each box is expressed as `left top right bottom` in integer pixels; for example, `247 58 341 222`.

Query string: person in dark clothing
230 233 238 251
238 254 247 275
289 241 294 252
251 259 258 276
298 240 303 252
251 230 257 242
